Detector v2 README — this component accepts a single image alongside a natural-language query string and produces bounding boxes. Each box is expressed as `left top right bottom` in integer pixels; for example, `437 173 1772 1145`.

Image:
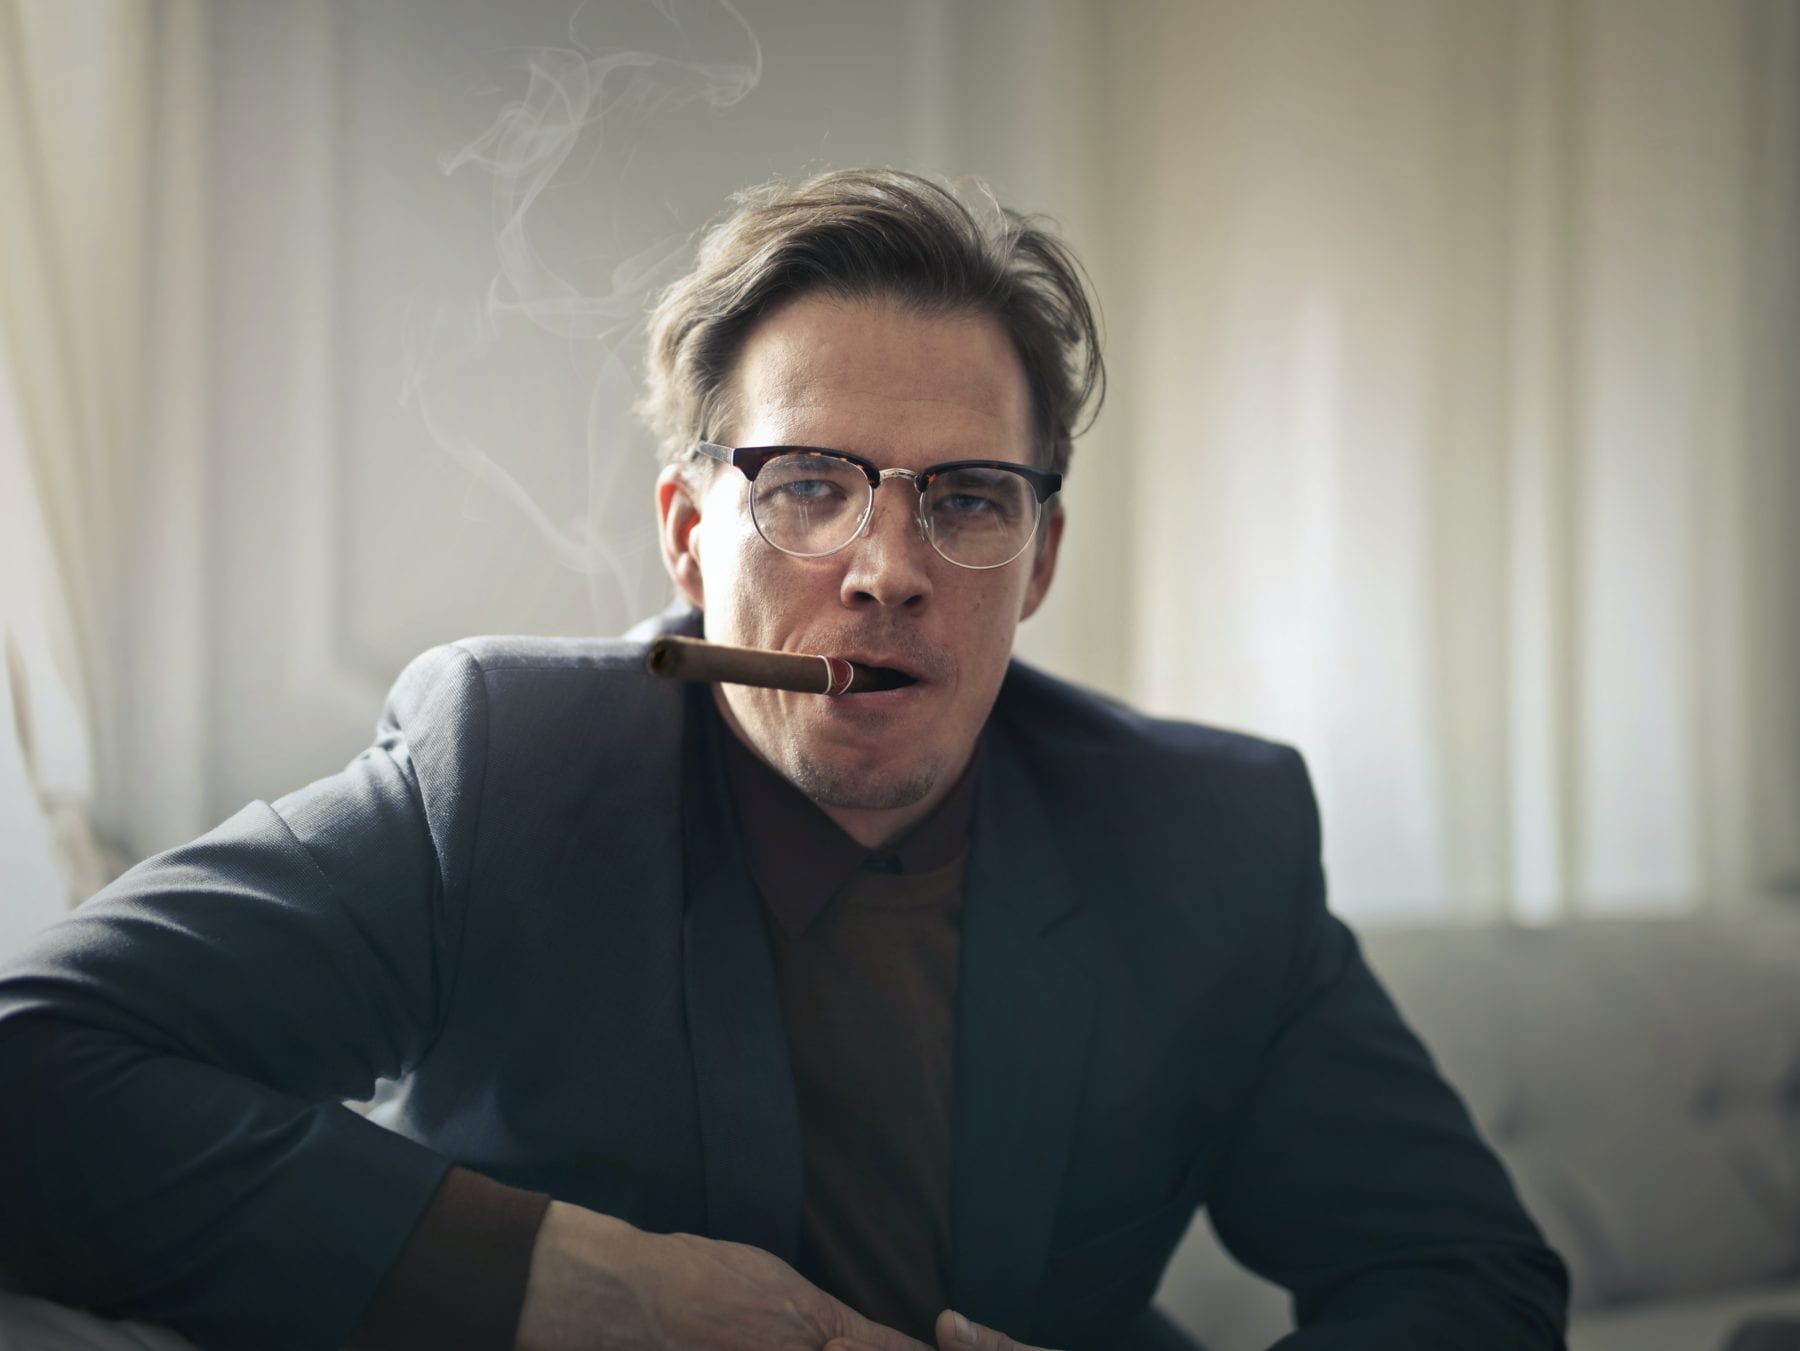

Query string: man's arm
1201 750 1570 1348
0 646 489 1347
0 644 936 1351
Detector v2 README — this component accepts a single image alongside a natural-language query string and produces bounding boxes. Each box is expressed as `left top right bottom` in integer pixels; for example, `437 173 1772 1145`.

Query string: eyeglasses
693 442 1062 570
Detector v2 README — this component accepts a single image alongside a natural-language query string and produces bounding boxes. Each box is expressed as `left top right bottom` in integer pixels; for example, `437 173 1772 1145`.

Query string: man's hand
513 1200 934 1351
825 1310 1061 1351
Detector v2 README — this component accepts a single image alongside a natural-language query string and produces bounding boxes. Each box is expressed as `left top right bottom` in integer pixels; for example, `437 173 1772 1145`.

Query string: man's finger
820 1309 1052 1351
932 1309 1060 1351
832 1310 935 1351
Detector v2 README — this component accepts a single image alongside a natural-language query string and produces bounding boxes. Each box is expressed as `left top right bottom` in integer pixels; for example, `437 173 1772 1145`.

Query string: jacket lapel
949 731 1099 1334
678 675 805 1263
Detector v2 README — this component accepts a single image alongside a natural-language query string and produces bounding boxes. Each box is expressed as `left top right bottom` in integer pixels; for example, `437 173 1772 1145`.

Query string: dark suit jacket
0 608 1568 1351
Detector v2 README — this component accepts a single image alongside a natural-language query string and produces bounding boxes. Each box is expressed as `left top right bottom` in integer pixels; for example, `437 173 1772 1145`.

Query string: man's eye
941 492 1001 516
776 478 844 502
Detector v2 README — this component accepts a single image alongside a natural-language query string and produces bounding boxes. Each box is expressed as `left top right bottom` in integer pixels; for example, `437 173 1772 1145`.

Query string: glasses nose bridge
863 465 930 540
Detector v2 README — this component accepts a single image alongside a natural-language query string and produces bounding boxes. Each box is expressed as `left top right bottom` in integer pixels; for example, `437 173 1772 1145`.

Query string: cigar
645 635 912 696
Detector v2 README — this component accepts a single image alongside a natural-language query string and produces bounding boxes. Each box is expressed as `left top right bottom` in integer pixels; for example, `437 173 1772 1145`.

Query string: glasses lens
750 453 871 556
922 467 1039 567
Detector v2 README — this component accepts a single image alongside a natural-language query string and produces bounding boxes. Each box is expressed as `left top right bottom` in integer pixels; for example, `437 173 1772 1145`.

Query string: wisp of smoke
401 1 761 622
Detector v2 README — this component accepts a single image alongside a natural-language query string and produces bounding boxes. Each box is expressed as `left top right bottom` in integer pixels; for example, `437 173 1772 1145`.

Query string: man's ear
1020 501 1064 621
656 464 707 611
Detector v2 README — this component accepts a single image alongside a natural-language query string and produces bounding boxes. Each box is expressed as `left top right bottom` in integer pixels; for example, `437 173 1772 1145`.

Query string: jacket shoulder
388 601 699 695
379 600 700 724
368 616 695 866
992 660 1319 856
994 660 1304 773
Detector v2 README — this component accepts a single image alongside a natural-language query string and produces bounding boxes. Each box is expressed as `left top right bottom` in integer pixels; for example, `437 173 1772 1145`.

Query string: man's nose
839 486 933 610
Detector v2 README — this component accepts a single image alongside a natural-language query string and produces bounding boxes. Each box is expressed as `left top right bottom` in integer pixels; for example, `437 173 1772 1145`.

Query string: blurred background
2 0 1797 942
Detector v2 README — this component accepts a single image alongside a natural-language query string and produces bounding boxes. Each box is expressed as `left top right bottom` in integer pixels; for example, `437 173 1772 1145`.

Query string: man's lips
838 660 914 692
649 637 946 698
766 629 954 697
798 642 950 694
852 667 917 692
834 651 930 690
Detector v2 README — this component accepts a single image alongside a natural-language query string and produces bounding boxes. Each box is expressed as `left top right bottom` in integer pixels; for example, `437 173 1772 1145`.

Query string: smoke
401 1 761 621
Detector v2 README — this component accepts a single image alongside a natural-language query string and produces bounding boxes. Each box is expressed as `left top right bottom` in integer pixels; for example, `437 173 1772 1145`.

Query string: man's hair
639 168 1104 478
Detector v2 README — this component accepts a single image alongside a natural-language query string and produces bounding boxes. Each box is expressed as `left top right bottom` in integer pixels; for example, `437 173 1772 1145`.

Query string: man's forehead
728 294 1033 453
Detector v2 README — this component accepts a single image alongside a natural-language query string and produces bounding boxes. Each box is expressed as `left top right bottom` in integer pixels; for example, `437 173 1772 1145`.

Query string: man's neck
815 779 961 852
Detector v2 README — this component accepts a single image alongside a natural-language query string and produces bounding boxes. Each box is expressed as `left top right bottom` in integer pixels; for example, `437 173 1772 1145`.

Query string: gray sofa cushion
1574 1284 1800 1351
0 1292 197 1350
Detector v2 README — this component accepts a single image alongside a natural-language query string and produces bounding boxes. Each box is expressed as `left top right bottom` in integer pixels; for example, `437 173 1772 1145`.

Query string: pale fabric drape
0 0 206 928
2 0 1794 933
0 319 75 947
1080 0 1800 922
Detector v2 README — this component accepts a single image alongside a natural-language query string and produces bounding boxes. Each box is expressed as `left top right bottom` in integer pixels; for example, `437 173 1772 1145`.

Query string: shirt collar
713 694 980 936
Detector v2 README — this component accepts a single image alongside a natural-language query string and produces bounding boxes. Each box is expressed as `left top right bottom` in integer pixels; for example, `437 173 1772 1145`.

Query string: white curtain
2 0 1794 936
1084 0 1800 923
0 319 77 946
0 0 206 938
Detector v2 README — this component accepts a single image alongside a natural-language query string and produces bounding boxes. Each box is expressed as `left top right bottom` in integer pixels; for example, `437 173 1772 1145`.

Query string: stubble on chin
718 683 945 812
785 748 941 813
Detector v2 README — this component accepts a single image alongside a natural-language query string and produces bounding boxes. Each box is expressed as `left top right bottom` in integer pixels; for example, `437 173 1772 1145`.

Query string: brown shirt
720 698 977 1340
353 699 977 1350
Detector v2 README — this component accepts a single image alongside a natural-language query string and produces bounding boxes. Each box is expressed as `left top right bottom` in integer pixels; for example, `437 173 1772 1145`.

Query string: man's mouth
851 663 919 692
832 649 930 694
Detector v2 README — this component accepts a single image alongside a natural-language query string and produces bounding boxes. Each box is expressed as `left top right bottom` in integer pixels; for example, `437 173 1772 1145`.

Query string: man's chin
787 756 939 814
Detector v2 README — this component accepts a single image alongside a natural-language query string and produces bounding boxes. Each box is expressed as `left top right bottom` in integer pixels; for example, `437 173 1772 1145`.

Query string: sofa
8 913 1799 1350
1154 913 1800 1350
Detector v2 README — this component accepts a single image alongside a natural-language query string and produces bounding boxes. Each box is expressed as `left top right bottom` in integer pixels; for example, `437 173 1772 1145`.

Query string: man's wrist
515 1202 661 1351
350 1165 551 1351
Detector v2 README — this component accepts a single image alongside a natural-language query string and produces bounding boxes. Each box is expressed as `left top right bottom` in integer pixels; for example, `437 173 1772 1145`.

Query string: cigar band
821 656 855 696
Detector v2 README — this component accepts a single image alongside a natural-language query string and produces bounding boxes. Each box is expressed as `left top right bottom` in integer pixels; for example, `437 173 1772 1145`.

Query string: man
0 170 1568 1351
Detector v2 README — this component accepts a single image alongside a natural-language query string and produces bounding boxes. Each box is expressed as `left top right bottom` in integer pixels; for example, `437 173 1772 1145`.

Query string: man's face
656 293 1062 847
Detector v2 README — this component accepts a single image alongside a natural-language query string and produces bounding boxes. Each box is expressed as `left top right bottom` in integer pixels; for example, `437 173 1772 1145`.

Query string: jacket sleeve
1203 749 1571 1350
0 643 490 1351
